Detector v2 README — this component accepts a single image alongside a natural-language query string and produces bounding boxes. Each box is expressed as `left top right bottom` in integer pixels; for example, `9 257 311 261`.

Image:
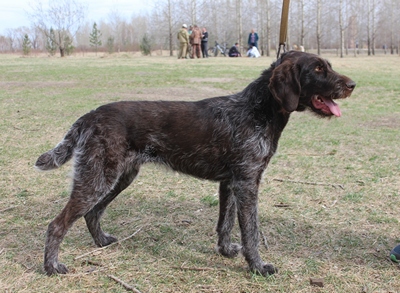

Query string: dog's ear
268 61 300 113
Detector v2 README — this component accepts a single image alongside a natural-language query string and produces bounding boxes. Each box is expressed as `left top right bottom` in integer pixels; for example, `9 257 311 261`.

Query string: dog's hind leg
215 180 242 258
44 185 107 275
44 151 122 275
84 168 139 247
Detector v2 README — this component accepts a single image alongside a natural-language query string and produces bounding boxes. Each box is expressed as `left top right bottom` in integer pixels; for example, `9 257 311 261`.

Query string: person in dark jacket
228 43 241 57
247 28 259 49
201 27 209 58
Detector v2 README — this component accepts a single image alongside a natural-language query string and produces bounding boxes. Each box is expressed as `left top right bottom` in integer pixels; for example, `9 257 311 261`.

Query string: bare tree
367 0 372 55
369 0 380 55
338 0 345 57
236 0 243 50
375 0 397 55
30 26 44 51
107 10 124 53
130 15 150 52
190 0 197 24
5 29 17 52
151 0 179 56
299 0 305 49
29 0 86 57
0 36 9 52
168 0 173 56
389 0 395 54
75 22 91 54
265 0 271 56
316 0 322 55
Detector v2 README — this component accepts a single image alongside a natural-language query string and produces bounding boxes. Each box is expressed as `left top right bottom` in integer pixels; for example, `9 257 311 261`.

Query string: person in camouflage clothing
177 24 189 59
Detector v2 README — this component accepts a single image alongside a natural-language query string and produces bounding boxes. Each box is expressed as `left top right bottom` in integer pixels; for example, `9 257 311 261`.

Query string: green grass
0 52 399 292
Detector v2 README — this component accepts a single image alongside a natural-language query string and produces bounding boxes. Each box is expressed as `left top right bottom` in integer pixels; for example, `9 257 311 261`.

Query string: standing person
247 28 259 49
187 25 193 58
201 27 209 58
177 24 189 59
228 43 241 57
190 25 202 58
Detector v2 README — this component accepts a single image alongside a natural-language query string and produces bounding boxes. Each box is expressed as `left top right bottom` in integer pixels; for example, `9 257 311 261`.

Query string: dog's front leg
234 180 277 276
215 180 242 258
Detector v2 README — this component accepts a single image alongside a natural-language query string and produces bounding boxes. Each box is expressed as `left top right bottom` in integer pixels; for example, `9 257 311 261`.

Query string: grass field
0 52 399 292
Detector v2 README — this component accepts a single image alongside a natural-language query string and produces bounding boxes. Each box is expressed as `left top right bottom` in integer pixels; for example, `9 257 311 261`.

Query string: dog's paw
95 233 118 247
44 262 69 276
216 243 242 258
251 263 278 276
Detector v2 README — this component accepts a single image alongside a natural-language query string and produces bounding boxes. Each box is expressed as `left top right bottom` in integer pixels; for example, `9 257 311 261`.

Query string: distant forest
0 0 399 57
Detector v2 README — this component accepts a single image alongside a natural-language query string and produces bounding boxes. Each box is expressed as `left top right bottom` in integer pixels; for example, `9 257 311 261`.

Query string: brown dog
35 51 355 276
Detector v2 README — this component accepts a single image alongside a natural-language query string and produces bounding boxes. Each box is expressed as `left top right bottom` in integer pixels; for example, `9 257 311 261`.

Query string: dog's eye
315 65 324 73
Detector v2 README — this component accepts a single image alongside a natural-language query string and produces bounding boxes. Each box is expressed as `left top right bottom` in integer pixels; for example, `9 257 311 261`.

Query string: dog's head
269 51 356 117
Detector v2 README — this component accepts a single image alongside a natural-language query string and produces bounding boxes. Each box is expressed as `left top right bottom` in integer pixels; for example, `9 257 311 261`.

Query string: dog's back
35 95 268 181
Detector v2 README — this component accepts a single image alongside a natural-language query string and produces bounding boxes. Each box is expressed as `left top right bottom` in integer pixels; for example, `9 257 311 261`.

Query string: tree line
0 0 399 57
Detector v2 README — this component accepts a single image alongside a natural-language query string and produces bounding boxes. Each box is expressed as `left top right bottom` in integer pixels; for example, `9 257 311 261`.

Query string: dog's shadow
11 168 395 275
73 175 395 274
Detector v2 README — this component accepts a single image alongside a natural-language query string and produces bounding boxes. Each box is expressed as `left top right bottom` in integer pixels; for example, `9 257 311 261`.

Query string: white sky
0 0 152 34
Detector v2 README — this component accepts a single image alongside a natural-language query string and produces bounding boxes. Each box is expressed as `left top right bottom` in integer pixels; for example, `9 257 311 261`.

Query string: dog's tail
35 114 90 171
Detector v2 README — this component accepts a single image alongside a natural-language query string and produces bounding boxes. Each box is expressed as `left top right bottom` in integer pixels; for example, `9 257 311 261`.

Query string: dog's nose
346 80 356 90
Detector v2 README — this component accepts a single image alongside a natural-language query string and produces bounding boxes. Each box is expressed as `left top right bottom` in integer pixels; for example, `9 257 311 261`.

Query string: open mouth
311 95 342 117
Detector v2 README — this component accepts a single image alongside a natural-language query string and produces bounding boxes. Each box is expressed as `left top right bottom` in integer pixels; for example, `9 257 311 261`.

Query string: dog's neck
239 68 290 127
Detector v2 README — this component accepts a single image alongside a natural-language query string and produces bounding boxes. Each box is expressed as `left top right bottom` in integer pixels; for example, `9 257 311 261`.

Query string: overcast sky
0 0 152 34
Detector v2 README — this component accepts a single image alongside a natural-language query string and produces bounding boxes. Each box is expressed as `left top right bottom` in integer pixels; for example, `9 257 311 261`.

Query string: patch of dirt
361 114 400 129
187 77 236 83
0 81 77 89
96 86 232 103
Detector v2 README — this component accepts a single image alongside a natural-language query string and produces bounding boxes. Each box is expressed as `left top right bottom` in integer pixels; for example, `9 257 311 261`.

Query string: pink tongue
322 97 341 117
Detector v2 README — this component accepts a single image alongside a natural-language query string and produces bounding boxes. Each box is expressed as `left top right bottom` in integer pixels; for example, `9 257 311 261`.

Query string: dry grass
0 53 399 292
